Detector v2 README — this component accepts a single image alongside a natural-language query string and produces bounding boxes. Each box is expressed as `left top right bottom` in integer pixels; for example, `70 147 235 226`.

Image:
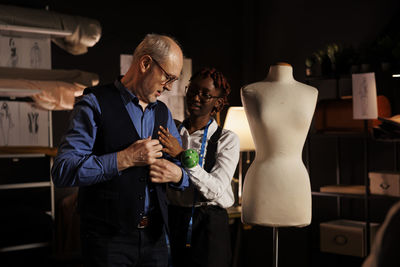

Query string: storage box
369 172 400 197
320 219 379 257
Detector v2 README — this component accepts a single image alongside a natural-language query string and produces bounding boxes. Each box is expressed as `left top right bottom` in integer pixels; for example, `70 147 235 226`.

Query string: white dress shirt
167 118 240 208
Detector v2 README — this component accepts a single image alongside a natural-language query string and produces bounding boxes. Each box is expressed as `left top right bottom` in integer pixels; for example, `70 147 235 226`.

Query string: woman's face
185 76 222 117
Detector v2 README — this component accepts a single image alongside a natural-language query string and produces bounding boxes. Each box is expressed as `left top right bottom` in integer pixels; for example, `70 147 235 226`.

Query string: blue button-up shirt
51 79 188 214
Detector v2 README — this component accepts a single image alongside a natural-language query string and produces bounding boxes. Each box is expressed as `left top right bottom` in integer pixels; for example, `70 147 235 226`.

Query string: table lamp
223 106 255 204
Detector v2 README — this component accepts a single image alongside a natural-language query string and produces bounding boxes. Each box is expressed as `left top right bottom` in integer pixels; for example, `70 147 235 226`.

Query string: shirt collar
182 117 218 138
114 77 158 109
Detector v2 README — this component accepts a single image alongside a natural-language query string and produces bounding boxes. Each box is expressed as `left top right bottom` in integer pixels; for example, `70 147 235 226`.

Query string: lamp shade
223 106 255 151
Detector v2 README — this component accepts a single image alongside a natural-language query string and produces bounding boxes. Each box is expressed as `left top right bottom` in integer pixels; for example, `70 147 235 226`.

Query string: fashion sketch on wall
30 42 42 68
0 102 15 145
0 35 50 69
27 107 39 144
7 38 19 67
352 72 378 120
19 102 49 146
0 101 49 146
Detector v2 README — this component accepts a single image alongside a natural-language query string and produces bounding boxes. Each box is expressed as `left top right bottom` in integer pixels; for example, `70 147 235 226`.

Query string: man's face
140 53 183 103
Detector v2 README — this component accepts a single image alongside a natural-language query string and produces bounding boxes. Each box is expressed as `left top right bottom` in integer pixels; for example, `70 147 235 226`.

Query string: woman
158 67 240 267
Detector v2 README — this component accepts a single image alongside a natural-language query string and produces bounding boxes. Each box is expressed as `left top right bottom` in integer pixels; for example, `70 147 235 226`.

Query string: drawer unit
320 219 380 257
369 172 400 197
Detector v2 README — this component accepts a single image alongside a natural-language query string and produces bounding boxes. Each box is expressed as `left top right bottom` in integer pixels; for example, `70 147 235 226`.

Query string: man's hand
149 158 182 184
117 137 163 171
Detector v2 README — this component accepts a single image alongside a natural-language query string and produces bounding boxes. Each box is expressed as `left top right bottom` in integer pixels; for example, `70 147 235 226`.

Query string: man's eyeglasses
152 57 178 85
185 86 221 101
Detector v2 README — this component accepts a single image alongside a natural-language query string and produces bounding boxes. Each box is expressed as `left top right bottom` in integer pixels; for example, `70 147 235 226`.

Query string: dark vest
77 83 169 233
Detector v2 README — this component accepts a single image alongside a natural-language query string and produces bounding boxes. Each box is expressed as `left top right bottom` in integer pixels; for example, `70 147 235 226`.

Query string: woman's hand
158 126 184 158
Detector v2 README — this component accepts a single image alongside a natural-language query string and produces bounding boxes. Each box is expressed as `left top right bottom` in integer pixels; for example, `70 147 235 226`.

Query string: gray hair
132 33 181 64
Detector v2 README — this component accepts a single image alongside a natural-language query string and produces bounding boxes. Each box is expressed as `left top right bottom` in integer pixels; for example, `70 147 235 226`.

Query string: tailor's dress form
241 65 318 227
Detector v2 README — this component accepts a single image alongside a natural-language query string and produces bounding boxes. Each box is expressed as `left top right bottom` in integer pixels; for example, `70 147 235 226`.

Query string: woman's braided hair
189 67 231 112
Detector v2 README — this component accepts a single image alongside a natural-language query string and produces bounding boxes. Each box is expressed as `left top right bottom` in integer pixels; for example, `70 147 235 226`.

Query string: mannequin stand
272 227 278 267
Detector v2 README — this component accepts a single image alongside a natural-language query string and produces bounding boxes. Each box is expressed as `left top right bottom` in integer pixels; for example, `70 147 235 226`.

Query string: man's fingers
150 177 164 183
154 144 163 151
146 139 160 146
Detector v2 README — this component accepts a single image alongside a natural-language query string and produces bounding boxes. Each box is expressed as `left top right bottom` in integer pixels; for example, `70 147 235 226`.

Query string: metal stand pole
238 153 243 204
272 227 278 267
363 120 371 255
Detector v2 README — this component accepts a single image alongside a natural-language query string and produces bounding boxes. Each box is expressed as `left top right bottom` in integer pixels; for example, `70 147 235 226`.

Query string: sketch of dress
7 38 18 68
28 109 39 145
30 42 42 68
359 76 368 116
0 102 15 145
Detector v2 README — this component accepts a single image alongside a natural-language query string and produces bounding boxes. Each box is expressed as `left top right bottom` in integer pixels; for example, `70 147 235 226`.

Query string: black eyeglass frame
185 85 222 101
151 57 178 85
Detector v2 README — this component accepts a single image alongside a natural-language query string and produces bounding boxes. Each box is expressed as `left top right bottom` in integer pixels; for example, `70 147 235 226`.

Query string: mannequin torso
240 63 318 227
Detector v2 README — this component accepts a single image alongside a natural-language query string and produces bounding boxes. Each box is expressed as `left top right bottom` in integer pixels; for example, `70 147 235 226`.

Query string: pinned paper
352 72 378 119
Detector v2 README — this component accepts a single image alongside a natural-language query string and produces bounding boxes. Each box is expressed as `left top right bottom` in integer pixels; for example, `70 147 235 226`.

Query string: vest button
139 195 144 200
139 177 145 182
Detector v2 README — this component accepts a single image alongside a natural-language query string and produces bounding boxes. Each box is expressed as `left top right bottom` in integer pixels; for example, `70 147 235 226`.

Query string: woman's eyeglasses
185 86 221 101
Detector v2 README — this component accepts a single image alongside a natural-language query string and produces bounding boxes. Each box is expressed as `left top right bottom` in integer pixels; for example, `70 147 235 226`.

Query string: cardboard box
369 172 400 197
320 219 379 257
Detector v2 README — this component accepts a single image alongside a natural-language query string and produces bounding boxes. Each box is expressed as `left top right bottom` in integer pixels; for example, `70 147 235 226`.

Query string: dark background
3 0 400 144
1 0 400 266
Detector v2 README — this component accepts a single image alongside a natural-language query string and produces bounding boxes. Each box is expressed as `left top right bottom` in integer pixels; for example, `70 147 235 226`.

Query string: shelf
0 88 41 98
312 191 400 199
0 24 71 37
0 147 57 157
311 131 366 137
0 181 51 190
0 242 49 253
309 131 400 143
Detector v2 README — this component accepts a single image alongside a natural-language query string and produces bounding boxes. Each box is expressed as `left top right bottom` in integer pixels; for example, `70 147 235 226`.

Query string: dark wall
245 0 400 82
3 0 398 144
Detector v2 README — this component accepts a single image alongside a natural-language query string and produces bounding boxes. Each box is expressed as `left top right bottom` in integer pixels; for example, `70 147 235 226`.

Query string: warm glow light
392 74 400 78
223 106 255 151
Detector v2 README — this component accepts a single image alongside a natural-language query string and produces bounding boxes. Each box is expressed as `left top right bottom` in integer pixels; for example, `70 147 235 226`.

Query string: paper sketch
7 38 19 67
30 42 42 68
19 102 49 146
0 101 49 146
0 102 15 145
352 72 378 120
120 54 133 75
0 35 51 69
27 109 39 144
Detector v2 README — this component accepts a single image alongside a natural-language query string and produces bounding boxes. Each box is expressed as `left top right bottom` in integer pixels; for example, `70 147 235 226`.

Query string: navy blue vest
78 83 169 233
